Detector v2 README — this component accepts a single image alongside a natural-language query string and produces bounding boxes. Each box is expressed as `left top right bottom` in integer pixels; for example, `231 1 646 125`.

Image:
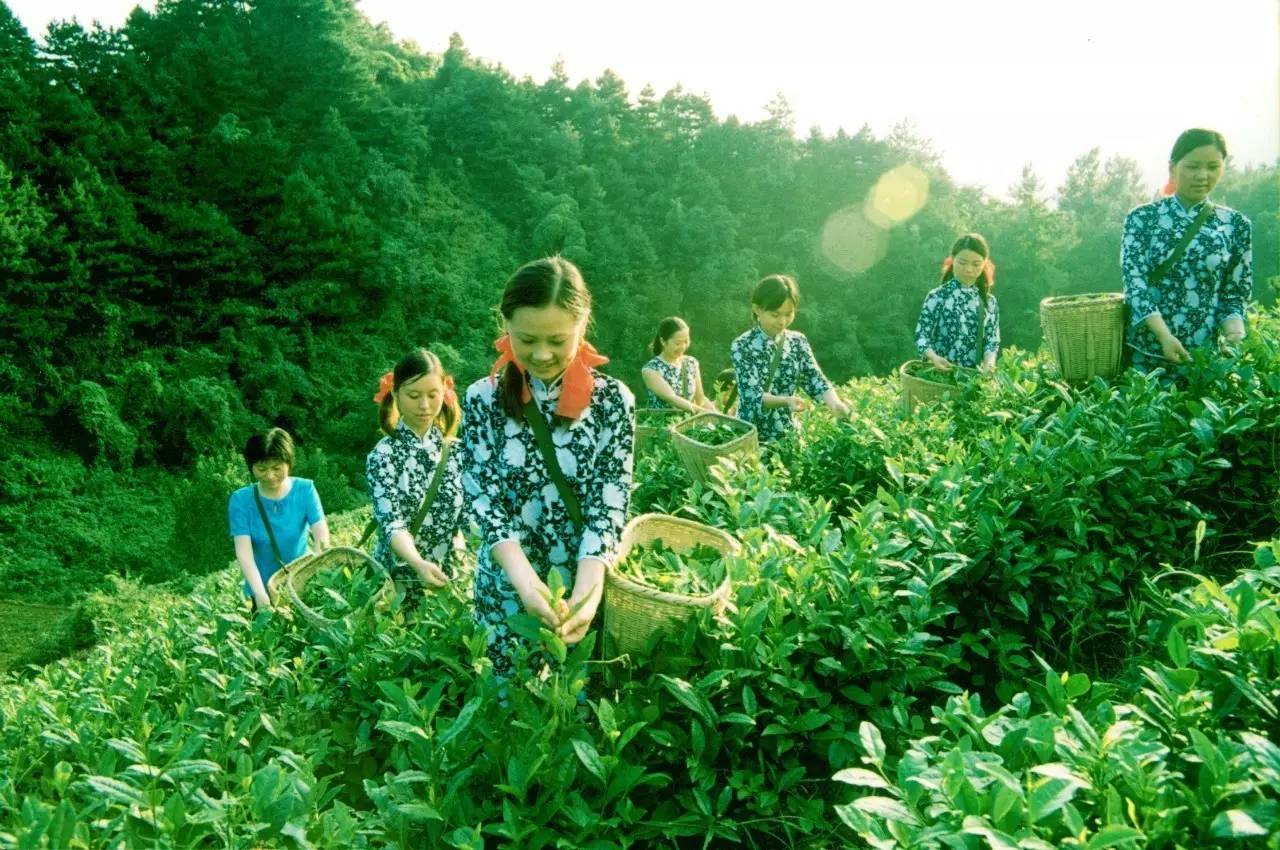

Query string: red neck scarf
489 335 608 420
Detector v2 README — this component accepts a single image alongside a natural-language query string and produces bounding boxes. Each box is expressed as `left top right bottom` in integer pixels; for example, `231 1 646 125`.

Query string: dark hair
651 316 690 357
243 427 295 473
751 274 800 312
941 232 994 300
379 348 460 438
498 256 593 420
713 367 736 392
1170 128 1228 165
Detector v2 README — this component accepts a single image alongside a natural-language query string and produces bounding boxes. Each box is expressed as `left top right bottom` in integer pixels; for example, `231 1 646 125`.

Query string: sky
9 0 1279 200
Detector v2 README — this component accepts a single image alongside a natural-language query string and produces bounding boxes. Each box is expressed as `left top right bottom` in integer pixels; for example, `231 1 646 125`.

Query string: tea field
2 314 1280 848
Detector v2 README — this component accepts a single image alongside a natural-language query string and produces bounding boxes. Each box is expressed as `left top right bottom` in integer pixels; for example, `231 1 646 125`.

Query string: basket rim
1039 292 1125 308
668 411 757 450
606 512 738 606
266 552 314 604
898 359 961 390
285 545 392 628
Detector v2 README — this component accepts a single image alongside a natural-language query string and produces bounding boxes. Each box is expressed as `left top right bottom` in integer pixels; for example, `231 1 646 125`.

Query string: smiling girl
228 428 330 611
730 273 851 445
640 316 715 413
1122 128 1253 369
461 256 634 679
365 349 465 610
914 233 1000 372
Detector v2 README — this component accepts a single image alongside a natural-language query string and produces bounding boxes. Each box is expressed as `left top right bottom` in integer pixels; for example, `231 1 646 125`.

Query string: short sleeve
228 490 252 538
303 479 325 525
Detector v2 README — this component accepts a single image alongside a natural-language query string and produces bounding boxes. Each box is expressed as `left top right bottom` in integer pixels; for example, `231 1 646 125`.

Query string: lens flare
866 164 930 227
819 205 890 275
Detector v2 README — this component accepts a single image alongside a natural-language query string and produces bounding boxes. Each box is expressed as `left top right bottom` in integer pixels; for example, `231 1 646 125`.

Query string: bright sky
10 0 1280 199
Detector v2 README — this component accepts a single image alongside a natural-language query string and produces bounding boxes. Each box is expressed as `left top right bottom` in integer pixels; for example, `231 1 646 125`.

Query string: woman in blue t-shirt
227 428 330 610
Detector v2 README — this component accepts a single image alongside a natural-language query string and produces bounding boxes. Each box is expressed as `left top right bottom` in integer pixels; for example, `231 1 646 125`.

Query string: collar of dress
396 419 437 448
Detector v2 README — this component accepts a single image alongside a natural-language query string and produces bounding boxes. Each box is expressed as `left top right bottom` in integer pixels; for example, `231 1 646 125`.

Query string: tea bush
2 309 1278 848
834 549 1280 849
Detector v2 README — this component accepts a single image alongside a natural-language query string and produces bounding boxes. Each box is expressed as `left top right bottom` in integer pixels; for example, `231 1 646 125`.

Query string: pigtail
379 394 399 436
500 362 526 422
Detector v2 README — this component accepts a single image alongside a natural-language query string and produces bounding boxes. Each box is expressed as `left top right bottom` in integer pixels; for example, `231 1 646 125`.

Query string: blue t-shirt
227 478 324 595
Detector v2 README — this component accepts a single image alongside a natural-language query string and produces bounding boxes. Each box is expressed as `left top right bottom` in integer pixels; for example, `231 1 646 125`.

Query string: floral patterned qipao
641 355 700 409
913 278 1000 368
730 326 832 444
365 421 465 607
1122 196 1253 365
461 371 635 678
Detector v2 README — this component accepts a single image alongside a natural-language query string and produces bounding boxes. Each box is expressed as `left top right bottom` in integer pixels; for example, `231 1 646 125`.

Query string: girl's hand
787 395 808 413
516 579 563 629
926 352 952 370
557 587 601 644
699 398 717 412
1159 333 1191 364
254 594 273 612
415 560 448 588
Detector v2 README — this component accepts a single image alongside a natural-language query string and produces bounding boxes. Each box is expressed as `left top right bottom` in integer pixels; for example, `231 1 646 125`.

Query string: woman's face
252 459 289 489
1170 144 1224 205
395 372 444 433
753 298 796 338
661 327 691 359
506 304 585 382
951 249 986 286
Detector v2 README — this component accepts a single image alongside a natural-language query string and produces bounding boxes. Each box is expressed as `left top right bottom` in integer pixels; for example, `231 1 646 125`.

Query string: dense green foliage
1 1 1277 843
2 318 1279 848
1 0 1277 607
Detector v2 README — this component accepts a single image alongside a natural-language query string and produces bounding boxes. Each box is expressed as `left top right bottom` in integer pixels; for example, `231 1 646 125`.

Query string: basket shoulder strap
763 336 784 393
677 358 691 399
357 437 455 549
408 438 454 537
252 487 287 567
524 396 585 531
1150 202 1215 286
976 292 987 365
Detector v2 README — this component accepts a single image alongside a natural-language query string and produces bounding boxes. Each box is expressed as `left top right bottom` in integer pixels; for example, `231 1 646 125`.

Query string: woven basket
265 552 313 606
899 360 959 411
635 408 685 456
281 546 395 629
604 513 738 656
669 412 758 485
1040 293 1125 381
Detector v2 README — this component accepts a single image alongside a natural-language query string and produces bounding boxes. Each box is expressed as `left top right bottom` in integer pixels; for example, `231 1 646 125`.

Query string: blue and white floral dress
1122 196 1253 368
730 326 833 444
365 421 465 608
641 355 700 409
461 371 634 678
913 278 1000 368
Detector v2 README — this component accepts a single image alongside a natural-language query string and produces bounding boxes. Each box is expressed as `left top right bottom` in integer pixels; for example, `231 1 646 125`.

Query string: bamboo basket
604 513 738 656
1040 293 1126 381
265 552 313 607
669 412 758 485
279 546 395 629
635 408 686 456
899 360 958 411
